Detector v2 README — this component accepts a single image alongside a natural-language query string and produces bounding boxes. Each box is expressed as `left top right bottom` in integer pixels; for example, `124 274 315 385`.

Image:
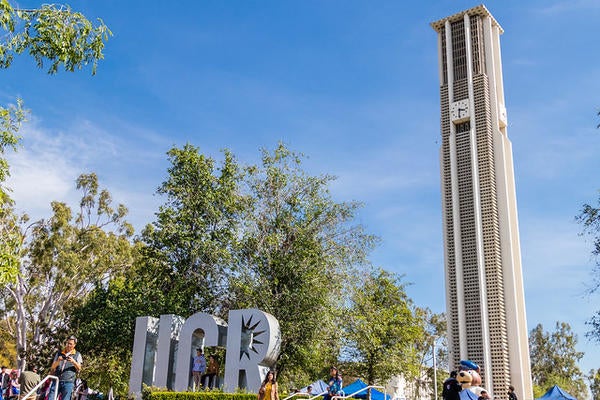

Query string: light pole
433 336 443 400
433 337 438 400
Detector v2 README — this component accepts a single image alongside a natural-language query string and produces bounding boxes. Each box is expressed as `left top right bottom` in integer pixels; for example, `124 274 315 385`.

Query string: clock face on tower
450 99 470 123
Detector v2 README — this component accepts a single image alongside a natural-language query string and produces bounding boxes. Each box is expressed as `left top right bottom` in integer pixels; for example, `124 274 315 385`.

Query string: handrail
331 385 388 400
19 374 59 400
283 391 328 400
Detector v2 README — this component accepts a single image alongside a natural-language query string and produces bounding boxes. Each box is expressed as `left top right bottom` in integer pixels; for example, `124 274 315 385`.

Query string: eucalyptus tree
0 173 134 369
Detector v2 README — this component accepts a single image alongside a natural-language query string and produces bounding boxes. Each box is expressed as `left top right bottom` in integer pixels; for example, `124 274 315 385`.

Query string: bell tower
431 5 533 399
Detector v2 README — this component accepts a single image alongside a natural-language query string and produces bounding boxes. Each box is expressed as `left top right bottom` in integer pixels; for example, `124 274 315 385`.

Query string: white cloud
4 115 164 228
6 121 82 219
538 0 600 15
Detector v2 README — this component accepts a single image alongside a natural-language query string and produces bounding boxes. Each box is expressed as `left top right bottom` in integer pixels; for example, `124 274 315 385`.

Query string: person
1 367 10 400
477 390 490 400
306 386 313 395
508 386 518 400
324 367 343 400
191 349 206 391
6 371 19 400
202 355 218 389
47 336 83 400
18 366 40 400
441 371 462 400
75 380 91 400
257 370 279 400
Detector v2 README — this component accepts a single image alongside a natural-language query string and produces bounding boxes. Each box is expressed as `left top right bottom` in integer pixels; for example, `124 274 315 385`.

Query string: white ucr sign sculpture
128 309 281 398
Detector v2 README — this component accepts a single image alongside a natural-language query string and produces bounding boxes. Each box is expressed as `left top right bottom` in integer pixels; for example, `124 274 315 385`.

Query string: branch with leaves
1 1 111 74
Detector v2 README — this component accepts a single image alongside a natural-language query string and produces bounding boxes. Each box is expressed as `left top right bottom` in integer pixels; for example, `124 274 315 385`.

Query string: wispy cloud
538 0 600 15
5 115 164 230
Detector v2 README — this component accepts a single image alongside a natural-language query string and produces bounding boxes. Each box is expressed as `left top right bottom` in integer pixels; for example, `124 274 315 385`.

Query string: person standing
1 367 10 400
18 366 40 400
48 336 83 400
508 386 518 400
442 371 462 400
257 370 279 400
202 355 219 389
191 349 206 391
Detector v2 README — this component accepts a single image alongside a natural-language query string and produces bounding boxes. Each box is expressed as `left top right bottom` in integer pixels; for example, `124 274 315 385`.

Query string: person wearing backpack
47 336 83 400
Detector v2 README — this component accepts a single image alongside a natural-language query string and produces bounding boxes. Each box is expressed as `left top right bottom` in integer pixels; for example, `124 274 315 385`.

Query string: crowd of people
4 336 523 400
442 370 519 400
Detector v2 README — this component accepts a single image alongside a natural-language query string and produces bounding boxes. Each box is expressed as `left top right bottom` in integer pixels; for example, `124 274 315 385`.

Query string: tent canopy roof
342 379 390 400
536 385 577 400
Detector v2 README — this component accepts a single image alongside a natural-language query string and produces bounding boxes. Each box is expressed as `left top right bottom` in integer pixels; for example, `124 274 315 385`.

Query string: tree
229 143 376 384
577 195 600 341
140 144 247 317
528 322 588 399
0 173 134 370
343 269 426 387
589 369 600 400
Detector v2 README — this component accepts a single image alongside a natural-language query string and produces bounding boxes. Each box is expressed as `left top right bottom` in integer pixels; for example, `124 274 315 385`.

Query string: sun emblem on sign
240 314 266 360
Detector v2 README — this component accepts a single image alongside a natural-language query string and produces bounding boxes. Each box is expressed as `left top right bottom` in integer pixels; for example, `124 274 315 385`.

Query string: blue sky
3 0 600 376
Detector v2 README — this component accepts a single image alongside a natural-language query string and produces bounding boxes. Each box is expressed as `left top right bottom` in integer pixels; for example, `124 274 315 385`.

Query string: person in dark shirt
442 371 462 400
478 390 490 400
1 367 11 400
508 386 518 400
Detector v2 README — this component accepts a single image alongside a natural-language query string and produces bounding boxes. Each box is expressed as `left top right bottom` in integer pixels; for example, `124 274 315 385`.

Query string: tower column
464 12 494 393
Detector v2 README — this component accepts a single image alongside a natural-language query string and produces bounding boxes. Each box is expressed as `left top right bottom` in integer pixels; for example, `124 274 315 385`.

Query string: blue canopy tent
341 379 391 400
536 386 577 400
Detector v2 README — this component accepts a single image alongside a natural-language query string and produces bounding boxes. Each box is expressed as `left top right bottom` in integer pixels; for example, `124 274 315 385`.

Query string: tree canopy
343 269 426 386
529 322 587 400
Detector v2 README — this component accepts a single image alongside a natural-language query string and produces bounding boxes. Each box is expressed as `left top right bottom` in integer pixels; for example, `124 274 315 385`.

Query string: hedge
142 392 257 400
